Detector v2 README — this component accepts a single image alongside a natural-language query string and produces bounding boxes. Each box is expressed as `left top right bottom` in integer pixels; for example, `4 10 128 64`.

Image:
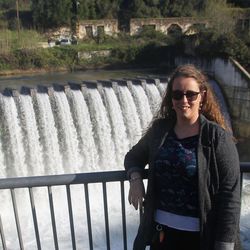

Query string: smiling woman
124 64 242 250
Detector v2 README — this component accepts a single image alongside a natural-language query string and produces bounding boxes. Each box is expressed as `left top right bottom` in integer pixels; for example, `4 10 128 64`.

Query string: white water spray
50 91 82 172
102 87 130 167
65 88 98 171
33 92 64 174
115 85 142 147
0 95 26 176
128 82 153 131
144 83 162 116
17 94 44 175
85 88 116 170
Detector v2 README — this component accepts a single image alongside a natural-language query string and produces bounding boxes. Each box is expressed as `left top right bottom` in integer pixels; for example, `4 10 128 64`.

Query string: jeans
150 224 200 250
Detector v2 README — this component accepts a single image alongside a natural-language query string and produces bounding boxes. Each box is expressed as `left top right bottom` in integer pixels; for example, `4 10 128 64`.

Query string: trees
0 0 16 10
227 0 250 7
31 0 72 30
200 0 237 34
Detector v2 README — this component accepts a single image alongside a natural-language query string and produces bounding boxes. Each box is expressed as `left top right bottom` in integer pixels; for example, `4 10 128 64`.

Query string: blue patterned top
154 130 199 218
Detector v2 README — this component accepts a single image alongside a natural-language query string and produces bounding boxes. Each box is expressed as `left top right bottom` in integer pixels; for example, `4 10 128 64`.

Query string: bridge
47 17 209 40
130 17 208 35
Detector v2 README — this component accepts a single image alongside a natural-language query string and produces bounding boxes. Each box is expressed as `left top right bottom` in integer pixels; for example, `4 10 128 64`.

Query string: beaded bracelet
129 176 142 183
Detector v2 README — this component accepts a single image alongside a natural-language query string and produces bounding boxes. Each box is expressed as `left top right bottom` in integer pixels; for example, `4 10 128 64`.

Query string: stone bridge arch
130 17 209 36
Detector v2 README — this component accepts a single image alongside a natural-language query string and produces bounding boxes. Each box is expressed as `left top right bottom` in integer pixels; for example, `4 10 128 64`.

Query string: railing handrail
0 162 249 190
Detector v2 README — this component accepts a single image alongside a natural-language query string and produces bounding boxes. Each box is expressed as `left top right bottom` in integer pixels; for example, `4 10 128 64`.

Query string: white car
60 38 71 45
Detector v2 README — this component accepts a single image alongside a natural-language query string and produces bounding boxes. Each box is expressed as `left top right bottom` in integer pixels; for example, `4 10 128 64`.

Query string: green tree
0 0 16 10
95 0 121 19
88 1 97 19
200 0 236 34
227 0 250 7
129 0 161 18
159 0 206 17
31 0 72 29
77 0 90 19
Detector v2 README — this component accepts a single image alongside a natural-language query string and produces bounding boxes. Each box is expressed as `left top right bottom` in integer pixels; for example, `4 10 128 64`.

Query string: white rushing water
0 79 249 250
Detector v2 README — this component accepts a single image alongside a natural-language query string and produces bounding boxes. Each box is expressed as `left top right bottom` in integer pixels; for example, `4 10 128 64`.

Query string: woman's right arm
124 126 152 178
124 125 153 210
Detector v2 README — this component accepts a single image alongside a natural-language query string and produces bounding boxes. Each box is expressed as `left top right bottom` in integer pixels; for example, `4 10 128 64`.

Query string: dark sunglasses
172 90 200 101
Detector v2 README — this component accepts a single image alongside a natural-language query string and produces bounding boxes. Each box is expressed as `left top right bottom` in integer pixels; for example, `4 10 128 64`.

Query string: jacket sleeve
214 130 241 250
124 124 154 179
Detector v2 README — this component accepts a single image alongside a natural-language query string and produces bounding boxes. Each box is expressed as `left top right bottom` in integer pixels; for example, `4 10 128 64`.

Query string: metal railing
0 163 249 250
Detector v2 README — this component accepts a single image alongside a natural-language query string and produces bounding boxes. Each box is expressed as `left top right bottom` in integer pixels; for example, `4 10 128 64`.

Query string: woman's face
172 76 203 123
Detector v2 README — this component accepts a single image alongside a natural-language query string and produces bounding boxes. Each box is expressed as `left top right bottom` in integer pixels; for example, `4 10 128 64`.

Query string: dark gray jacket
124 115 241 250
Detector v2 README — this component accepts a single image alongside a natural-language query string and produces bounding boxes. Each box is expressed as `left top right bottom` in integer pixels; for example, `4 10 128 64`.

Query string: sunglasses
172 90 200 101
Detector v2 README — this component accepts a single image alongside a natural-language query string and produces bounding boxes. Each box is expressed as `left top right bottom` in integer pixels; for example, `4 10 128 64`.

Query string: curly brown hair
157 64 229 131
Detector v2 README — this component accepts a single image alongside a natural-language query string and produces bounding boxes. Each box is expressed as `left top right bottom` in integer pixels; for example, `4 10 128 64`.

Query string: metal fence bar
11 189 24 250
84 183 93 250
47 186 59 250
28 187 41 250
66 185 76 250
0 215 7 250
0 164 249 190
0 170 128 189
102 182 111 250
120 181 127 250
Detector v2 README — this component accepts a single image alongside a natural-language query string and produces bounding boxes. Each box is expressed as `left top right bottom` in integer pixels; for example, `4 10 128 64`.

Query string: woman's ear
201 90 207 103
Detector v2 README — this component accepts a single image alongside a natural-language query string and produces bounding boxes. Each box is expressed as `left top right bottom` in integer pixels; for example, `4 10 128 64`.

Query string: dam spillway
0 78 167 177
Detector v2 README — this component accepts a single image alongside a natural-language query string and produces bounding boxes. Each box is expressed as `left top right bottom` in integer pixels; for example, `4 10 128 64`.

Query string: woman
124 64 241 250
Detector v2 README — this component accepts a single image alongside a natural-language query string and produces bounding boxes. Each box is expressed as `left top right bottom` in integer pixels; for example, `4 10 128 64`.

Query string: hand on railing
128 172 145 210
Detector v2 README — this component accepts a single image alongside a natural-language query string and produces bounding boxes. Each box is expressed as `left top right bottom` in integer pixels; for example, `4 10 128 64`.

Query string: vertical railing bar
47 186 59 250
84 183 93 250
66 185 76 250
0 214 7 250
28 187 41 250
240 172 243 196
120 181 127 250
10 189 24 250
139 207 143 222
102 182 110 250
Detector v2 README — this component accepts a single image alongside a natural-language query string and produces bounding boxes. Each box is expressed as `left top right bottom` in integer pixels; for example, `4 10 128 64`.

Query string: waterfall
143 82 162 116
85 86 116 170
127 81 152 131
102 86 129 167
0 79 159 176
114 83 142 147
33 91 64 174
50 89 82 172
65 87 98 171
17 93 44 175
0 93 26 176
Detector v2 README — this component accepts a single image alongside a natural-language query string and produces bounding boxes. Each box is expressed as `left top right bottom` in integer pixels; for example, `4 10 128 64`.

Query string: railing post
29 187 41 250
66 185 76 250
120 181 127 250
102 182 111 250
0 215 7 250
84 183 93 250
11 189 24 250
48 186 59 250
